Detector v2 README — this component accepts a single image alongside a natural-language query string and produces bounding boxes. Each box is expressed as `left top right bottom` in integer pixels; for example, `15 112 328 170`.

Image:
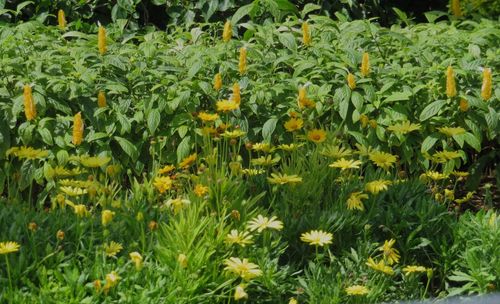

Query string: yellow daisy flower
365 180 392 194
225 229 254 247
402 265 427 275
347 192 368 211
247 215 283 233
104 241 123 257
216 99 239 112
307 129 327 143
0 241 20 254
345 285 369 296
284 117 304 132
438 127 465 137
224 257 262 280
329 158 362 171
369 151 397 171
366 257 394 275
300 230 333 246
378 239 400 265
267 173 303 185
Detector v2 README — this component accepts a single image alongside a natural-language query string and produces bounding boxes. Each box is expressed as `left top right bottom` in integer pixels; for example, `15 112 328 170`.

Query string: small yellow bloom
129 252 143 270
222 20 232 42
158 164 176 175
247 215 283 233
347 192 368 211
234 284 248 301
23 85 37 121
103 271 120 293
369 151 397 171
345 285 369 296
80 155 111 168
73 204 89 217
300 230 333 247
58 9 67 30
101 210 115 226
224 257 262 280
98 25 107 55
329 158 362 171
148 220 158 231
104 241 123 257
213 73 222 91
178 153 197 169
307 129 327 144
438 126 466 137
98 90 107 108
302 21 311 46
251 155 281 166
424 170 449 181
153 176 173 194
455 191 474 204
56 230 65 240
165 197 191 214
289 298 298 304
444 189 455 201
177 253 188 268
347 73 356 90
232 83 241 105
60 186 87 196
239 47 247 75
225 229 254 247
6 146 48 160
72 112 84 146
402 265 427 275
267 173 303 185
198 112 219 122
459 98 469 112
432 150 461 163
387 121 421 134
28 222 38 232
481 68 492 101
216 99 239 112
366 257 394 275
359 114 369 128
223 129 246 139
193 184 209 197
252 142 273 153
0 241 21 254
284 117 304 132
446 66 457 98
361 52 370 77
378 239 400 265
297 86 315 109
365 180 392 194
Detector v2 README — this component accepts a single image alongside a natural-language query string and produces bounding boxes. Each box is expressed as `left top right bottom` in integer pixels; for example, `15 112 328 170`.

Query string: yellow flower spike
101 210 115 226
458 98 468 112
72 112 84 146
234 284 248 301
23 85 37 121
451 0 462 17
129 252 143 270
97 90 107 108
446 66 457 98
232 83 241 105
213 73 222 91
223 20 232 42
98 25 107 55
239 47 247 75
361 52 370 77
481 68 492 101
347 72 356 90
302 21 311 46
58 9 67 30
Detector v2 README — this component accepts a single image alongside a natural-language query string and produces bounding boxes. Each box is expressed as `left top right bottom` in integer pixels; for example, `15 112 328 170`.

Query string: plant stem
5 255 13 291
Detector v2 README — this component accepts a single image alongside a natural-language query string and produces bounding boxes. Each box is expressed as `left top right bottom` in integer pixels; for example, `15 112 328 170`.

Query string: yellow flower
129 252 143 270
267 173 303 185
177 253 188 268
178 153 197 169
379 239 400 265
321 145 352 159
302 21 311 46
73 204 89 217
278 143 304 152
452 171 469 178
153 176 173 194
459 98 469 112
387 121 421 134
98 90 106 108
103 271 120 292
347 192 368 211
158 164 175 175
402 265 427 275
104 241 123 257
232 83 241 105
101 210 115 226
455 191 474 204
347 72 356 90
307 129 327 144
251 155 280 166
444 189 455 201
438 126 465 137
224 257 262 280
165 197 191 214
225 229 254 247
361 52 370 77
80 155 111 168
365 180 392 194
446 66 457 98
23 84 37 121
432 150 461 163
242 168 265 176
198 112 219 122
366 257 394 275
284 117 304 132
213 72 222 91
216 99 239 112
252 142 274 153
329 158 362 171
193 184 209 197
289 298 298 304
359 114 369 128
28 222 38 232
0 241 20 254
297 86 315 109
6 146 48 160
56 230 65 240
369 119 377 129
481 68 492 101
451 0 462 17
424 170 448 181
222 130 246 139
239 47 247 75
222 20 232 42
58 9 66 29
247 215 283 233
300 230 333 247
234 284 248 301
98 25 107 55
60 186 87 196
72 112 84 146
369 151 397 171
345 285 369 296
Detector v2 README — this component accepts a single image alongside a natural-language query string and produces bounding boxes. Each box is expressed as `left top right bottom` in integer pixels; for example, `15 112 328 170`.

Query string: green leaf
38 128 53 145
419 100 446 121
351 91 364 111
463 132 481 152
114 136 138 160
384 91 411 102
147 109 161 134
421 135 439 153
176 136 191 163
262 117 278 142
278 32 297 52
231 4 253 25
301 3 321 18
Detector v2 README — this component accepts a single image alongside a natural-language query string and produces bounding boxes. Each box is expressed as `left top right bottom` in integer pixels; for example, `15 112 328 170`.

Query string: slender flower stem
5 255 13 291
